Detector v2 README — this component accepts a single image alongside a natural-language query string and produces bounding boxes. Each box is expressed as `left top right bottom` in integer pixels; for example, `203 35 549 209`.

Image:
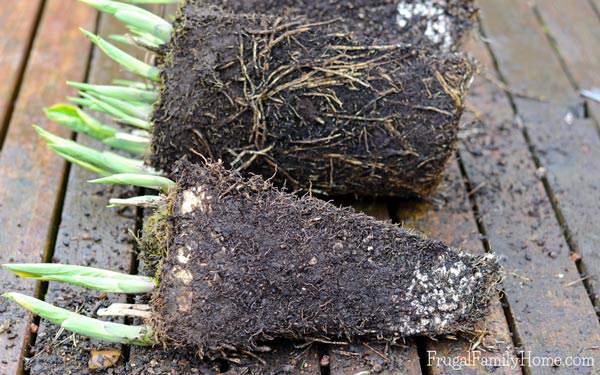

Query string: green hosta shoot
109 33 135 46
3 264 156 294
34 126 152 175
79 0 172 43
126 26 166 49
80 28 160 82
108 195 165 208
103 132 150 156
71 92 152 130
44 104 150 155
90 173 175 192
121 0 180 3
86 92 153 120
113 79 154 90
67 81 158 104
115 10 172 43
71 90 152 122
45 104 116 140
110 33 162 50
57 151 112 176
2 293 153 345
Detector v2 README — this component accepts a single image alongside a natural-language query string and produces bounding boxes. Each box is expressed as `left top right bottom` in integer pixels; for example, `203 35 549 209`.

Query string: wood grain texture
533 0 600 128
0 0 44 144
479 0 600 316
459 25 600 374
532 0 600 313
533 0 600 88
0 1 96 374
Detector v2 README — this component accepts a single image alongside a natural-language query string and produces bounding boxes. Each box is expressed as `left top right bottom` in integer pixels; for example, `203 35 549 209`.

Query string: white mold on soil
396 0 453 49
393 252 495 335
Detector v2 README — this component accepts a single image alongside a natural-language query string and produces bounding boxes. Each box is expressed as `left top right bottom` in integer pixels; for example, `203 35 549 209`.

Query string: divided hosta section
459 24 599 375
0 1 96 373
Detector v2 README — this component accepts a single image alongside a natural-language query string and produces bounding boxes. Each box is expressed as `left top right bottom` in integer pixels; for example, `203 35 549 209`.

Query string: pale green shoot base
67 81 158 104
97 303 152 318
90 173 175 193
2 293 153 346
80 28 160 82
34 125 152 175
3 263 156 294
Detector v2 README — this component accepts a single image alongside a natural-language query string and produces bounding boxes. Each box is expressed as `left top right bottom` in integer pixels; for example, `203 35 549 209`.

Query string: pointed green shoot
90 173 175 193
109 33 135 46
52 143 148 174
78 0 172 42
55 150 112 176
2 293 153 345
110 33 161 50
115 10 172 43
45 104 149 155
121 0 180 3
67 81 158 104
68 96 101 112
3 264 156 294
113 79 153 90
34 125 149 175
103 132 150 156
108 195 165 208
85 92 153 120
45 104 117 140
80 28 160 82
73 92 152 130
124 26 165 48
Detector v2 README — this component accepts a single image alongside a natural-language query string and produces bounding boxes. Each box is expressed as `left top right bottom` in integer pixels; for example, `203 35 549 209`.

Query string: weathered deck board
532 0 600 88
532 0 600 306
0 1 44 145
533 0 600 129
0 1 95 373
395 161 518 375
27 10 145 374
475 1 600 371
460 33 600 374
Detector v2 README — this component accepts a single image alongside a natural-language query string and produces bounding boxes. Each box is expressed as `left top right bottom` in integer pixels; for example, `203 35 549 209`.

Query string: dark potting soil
203 0 477 50
150 3 474 197
150 160 499 354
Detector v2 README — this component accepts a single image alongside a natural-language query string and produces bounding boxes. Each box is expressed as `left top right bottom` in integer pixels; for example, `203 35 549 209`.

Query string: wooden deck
0 1 598 374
